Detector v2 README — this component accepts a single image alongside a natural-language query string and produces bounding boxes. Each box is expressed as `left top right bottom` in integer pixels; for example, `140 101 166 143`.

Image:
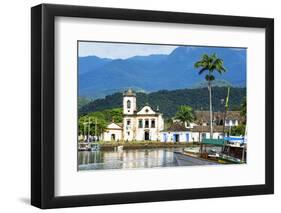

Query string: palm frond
198 67 208 75
194 61 202 68
194 53 227 78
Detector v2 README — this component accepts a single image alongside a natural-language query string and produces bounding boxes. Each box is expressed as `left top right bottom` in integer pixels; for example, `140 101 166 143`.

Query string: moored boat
174 151 218 166
183 147 200 154
91 143 100 151
78 143 91 151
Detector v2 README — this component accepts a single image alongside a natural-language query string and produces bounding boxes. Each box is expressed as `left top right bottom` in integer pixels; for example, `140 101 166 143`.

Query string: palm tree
175 105 195 126
194 53 226 138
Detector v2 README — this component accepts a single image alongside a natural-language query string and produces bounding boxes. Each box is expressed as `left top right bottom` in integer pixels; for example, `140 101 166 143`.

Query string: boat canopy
224 136 246 144
202 139 225 145
202 136 246 145
224 137 244 141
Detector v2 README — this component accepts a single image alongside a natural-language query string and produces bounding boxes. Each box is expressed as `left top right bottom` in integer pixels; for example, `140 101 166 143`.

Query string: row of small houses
100 111 244 143
162 122 230 143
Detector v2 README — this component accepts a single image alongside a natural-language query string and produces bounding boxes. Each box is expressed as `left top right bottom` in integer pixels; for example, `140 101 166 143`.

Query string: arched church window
127 100 131 109
145 120 149 128
151 119 155 128
138 119 143 128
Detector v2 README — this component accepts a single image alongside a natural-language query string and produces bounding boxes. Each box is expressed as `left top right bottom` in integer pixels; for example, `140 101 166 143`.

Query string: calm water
78 148 183 171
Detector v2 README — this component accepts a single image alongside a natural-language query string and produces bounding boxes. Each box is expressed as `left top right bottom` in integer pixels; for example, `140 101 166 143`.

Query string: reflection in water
78 148 182 171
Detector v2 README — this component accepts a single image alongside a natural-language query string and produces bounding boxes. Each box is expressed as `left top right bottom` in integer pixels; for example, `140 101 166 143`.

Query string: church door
163 133 167 142
144 131 150 141
111 134 116 141
186 133 189 142
173 134 179 142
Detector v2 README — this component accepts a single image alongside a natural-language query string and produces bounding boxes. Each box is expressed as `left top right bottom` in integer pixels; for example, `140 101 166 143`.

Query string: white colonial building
160 111 243 143
102 89 164 142
161 122 192 143
101 122 123 142
194 111 243 127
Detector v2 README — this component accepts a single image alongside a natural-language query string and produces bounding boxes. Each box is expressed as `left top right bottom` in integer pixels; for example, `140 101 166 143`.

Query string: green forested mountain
191 80 233 89
78 96 93 109
79 87 246 118
79 46 246 98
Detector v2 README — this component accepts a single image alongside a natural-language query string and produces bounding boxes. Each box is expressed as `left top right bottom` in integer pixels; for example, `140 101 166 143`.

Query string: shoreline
78 141 200 151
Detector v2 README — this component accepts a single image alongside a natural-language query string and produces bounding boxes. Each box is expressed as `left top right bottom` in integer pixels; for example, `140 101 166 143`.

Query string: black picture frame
31 3 274 209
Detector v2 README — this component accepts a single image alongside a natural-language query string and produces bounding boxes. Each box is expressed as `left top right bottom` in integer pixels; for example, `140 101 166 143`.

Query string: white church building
101 89 164 142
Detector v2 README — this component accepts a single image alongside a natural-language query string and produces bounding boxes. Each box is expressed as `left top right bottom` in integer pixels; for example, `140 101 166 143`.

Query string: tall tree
78 114 107 137
175 105 195 126
194 53 226 138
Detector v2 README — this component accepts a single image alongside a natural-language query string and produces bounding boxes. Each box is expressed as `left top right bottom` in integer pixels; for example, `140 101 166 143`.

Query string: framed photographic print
31 3 274 209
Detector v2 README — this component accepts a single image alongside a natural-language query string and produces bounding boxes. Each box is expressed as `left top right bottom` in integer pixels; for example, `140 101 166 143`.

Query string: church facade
102 89 164 142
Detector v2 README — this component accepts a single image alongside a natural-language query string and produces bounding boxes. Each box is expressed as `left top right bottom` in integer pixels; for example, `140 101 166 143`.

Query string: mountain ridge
79 46 246 99
79 87 246 118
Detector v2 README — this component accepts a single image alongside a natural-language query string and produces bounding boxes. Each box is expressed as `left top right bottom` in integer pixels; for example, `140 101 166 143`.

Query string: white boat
78 143 90 151
117 145 124 151
183 147 200 154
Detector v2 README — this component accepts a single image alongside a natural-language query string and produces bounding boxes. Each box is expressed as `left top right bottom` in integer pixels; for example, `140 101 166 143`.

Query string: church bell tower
123 89 136 115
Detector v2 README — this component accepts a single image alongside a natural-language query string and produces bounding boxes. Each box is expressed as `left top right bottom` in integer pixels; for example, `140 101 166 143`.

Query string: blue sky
78 41 178 59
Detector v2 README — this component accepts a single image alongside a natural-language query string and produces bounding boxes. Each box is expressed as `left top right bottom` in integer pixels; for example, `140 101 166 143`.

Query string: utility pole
221 98 225 136
221 87 230 153
87 117 90 143
95 117 97 141
83 122 86 141
222 87 230 137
